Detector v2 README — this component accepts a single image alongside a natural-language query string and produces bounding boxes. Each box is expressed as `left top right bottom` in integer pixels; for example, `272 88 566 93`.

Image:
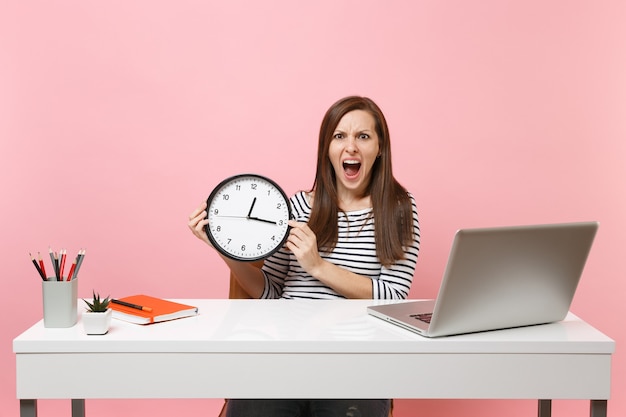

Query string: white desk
14 299 614 417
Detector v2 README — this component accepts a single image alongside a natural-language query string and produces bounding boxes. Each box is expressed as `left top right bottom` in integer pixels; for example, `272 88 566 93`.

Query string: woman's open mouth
343 160 361 178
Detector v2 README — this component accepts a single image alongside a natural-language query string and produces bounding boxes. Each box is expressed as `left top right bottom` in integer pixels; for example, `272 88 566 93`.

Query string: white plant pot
82 309 112 335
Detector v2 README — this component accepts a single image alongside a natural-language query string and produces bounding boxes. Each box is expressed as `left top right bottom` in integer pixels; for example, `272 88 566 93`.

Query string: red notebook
110 295 198 325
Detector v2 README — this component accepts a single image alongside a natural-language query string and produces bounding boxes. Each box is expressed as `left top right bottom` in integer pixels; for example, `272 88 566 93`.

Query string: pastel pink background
1 1 624 416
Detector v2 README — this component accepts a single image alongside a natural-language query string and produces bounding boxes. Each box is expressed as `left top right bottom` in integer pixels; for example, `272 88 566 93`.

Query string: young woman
188 96 420 417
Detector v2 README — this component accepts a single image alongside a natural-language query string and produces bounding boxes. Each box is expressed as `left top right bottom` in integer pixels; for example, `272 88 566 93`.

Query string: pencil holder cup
42 279 78 328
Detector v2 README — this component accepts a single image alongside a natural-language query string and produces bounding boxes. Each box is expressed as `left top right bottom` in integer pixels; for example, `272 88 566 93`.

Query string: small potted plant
82 291 112 335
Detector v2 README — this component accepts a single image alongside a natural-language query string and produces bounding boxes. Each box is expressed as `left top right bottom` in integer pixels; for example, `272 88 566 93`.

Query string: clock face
205 174 292 262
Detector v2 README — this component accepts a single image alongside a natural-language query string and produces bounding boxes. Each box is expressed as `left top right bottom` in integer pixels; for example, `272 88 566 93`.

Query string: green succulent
83 291 111 312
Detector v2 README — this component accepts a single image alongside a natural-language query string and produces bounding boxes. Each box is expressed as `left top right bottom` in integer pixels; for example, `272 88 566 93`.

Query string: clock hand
214 214 277 225
248 216 277 225
246 197 257 218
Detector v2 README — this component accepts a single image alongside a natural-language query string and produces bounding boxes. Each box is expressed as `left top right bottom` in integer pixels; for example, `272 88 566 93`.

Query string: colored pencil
29 253 46 280
66 260 77 281
59 249 66 280
73 249 86 278
111 299 153 312
38 252 47 278
48 247 58 280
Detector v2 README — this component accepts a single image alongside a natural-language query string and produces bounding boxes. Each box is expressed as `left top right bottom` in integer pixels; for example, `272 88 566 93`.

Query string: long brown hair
307 96 414 266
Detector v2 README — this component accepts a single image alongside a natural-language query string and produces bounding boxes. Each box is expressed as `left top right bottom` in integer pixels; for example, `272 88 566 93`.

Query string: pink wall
2 1 624 416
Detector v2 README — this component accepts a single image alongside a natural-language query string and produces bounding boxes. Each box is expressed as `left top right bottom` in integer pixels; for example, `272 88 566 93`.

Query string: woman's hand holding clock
188 202 212 247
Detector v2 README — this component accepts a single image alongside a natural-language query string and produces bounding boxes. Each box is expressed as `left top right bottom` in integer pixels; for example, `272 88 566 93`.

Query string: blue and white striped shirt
261 191 420 299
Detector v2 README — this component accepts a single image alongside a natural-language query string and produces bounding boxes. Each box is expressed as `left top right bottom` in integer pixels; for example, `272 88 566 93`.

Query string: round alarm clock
205 174 292 262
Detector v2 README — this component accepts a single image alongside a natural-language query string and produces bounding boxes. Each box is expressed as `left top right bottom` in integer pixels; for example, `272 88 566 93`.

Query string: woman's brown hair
307 96 415 266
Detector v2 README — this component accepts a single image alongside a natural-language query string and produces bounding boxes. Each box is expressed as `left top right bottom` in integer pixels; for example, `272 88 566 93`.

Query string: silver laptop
367 221 598 337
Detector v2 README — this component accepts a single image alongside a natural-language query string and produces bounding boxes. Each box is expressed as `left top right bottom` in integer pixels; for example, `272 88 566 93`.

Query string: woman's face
328 109 380 199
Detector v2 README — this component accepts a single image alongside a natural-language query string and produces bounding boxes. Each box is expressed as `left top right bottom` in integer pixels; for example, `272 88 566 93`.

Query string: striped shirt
261 191 420 300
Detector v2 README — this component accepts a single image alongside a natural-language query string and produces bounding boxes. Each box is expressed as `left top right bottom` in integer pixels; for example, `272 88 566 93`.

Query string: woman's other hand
286 220 324 276
188 201 211 246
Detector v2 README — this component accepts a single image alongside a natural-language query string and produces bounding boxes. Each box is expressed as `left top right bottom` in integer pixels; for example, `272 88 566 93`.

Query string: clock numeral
276 203 282 209
241 245 246 252
257 244 262 250
278 220 284 226
216 226 221 232
227 238 232 244
213 208 219 215
250 183 257 190
235 185 241 191
222 194 230 200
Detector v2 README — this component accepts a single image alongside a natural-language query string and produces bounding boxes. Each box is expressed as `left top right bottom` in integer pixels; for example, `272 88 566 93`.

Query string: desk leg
590 400 607 417
538 399 551 417
71 399 85 417
20 399 37 417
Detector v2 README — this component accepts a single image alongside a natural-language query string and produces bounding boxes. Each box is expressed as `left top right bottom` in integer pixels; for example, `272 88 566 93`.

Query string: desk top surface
13 299 614 355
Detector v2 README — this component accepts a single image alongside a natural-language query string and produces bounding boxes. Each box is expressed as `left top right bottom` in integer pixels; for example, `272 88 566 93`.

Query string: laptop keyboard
410 313 433 324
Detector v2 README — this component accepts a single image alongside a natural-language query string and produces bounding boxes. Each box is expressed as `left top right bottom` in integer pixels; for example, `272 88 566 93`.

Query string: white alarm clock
205 174 292 261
